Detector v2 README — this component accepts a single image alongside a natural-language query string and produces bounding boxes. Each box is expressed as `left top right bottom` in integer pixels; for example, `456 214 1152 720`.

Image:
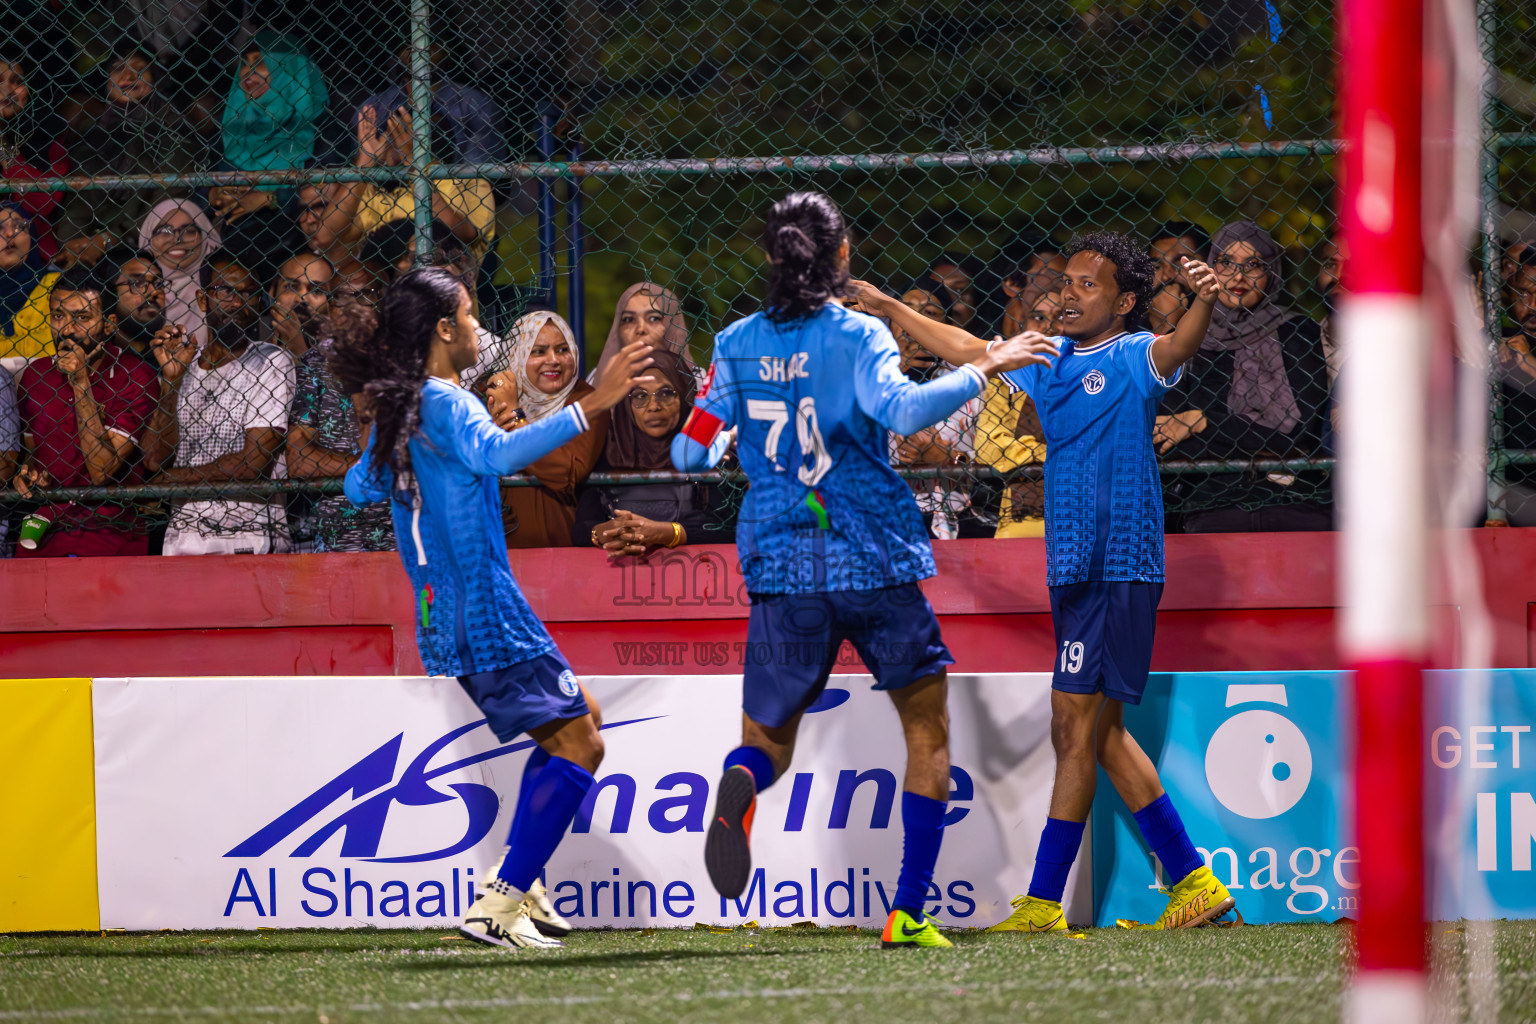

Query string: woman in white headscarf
485 309 610 547
137 198 220 339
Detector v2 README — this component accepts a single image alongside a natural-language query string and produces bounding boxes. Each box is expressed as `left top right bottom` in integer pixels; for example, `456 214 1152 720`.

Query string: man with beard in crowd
269 250 334 356
102 246 168 370
12 264 158 556
141 255 295 554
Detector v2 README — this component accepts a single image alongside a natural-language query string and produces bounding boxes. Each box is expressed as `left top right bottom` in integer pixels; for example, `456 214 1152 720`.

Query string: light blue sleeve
672 352 737 471
447 391 588 477
343 431 392 506
854 322 986 435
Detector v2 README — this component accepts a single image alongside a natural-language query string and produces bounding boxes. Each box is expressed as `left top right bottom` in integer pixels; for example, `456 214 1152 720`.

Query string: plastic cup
17 511 50 550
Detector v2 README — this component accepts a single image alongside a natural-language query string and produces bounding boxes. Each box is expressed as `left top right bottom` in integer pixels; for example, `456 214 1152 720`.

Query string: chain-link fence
0 0 1524 555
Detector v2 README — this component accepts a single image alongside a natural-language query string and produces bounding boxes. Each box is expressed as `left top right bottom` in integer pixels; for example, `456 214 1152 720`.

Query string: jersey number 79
747 397 834 486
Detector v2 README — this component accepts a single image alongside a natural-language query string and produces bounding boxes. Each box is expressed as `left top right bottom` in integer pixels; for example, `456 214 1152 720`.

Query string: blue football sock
495 755 595 893
1026 817 1086 904
723 745 777 793
517 745 552 814
1133 794 1203 886
893 791 946 921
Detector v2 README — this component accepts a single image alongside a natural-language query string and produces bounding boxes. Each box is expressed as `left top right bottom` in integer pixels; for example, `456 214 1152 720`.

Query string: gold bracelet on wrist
667 521 683 548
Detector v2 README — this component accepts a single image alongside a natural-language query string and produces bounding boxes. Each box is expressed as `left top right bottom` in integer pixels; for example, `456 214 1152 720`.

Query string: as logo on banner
1204 683 1313 819
225 717 656 863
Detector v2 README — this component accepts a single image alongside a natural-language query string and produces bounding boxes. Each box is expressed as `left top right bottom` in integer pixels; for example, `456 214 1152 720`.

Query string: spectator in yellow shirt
974 289 1060 538
0 203 58 360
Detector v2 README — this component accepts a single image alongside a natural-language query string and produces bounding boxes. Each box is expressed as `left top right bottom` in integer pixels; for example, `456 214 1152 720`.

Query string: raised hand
980 331 1060 375
582 339 655 418
151 324 197 383
384 107 413 166
846 279 894 316
484 371 526 430
357 106 387 167
1180 257 1221 304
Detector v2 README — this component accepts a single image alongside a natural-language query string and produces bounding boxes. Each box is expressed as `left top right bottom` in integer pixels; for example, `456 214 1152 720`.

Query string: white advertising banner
93 673 1081 931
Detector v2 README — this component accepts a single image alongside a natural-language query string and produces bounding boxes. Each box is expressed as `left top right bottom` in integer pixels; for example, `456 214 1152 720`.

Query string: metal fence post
408 0 434 264
537 106 558 308
1480 0 1507 523
569 134 586 371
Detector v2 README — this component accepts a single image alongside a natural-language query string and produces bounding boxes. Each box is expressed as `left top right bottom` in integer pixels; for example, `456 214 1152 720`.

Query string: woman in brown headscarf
572 349 735 553
590 282 697 382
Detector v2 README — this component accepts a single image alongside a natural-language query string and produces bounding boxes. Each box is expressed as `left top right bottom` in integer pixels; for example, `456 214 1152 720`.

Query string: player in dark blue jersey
333 269 653 949
855 233 1241 932
672 192 1058 948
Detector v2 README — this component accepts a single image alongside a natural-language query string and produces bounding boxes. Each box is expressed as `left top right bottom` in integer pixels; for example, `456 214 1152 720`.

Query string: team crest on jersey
1081 369 1107 395
557 670 580 697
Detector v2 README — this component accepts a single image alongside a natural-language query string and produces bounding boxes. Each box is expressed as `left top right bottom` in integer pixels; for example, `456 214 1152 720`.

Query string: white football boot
459 883 564 950
482 849 573 938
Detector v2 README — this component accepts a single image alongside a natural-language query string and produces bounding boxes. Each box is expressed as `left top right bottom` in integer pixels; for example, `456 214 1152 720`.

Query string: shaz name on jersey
759 353 810 382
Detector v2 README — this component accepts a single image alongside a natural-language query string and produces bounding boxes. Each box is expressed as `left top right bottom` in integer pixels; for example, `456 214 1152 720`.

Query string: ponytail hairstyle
328 267 466 477
763 191 850 323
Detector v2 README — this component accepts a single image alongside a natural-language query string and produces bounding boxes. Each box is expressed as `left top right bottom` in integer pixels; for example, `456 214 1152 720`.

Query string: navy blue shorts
742 583 954 728
457 650 588 743
1049 580 1164 705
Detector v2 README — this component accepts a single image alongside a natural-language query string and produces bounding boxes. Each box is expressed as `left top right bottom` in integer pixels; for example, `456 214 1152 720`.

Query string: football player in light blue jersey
856 232 1242 932
671 192 1058 949
333 268 653 950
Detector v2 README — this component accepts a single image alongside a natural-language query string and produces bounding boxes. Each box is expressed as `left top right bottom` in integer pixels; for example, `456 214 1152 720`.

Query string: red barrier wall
3 530 1535 677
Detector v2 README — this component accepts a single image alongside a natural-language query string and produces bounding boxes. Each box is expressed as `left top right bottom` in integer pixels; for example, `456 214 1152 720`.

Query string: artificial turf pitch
2 922 1533 1023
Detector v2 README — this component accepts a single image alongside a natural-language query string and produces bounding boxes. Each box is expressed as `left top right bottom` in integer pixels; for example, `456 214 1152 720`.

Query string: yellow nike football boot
881 908 953 949
1116 866 1240 930
986 895 1069 933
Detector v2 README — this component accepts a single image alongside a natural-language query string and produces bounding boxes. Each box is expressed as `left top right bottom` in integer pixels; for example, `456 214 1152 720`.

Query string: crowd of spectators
0 17 1526 559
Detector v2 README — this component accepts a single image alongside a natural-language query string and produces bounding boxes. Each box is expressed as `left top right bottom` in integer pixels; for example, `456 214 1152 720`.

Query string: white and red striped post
1338 0 1428 1020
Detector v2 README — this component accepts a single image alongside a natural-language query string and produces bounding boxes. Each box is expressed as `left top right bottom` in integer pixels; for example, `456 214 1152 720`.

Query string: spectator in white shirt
141 255 295 554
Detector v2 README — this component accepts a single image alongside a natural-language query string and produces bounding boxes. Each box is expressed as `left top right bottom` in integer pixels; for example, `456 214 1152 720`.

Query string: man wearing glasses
101 246 168 370
140 255 296 555
12 265 159 557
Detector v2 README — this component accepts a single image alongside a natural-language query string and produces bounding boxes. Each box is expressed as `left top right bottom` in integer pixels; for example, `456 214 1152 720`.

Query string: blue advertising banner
1425 670 1536 921
1092 671 1353 927
1094 669 1536 927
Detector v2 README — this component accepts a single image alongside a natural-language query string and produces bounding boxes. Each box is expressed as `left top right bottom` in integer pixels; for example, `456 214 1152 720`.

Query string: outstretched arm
856 325 1057 436
1150 258 1221 379
847 280 991 366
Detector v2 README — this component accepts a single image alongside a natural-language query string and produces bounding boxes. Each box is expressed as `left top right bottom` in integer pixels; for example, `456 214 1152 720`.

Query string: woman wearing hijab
56 48 204 272
0 51 68 262
590 282 697 383
138 198 220 339
1155 220 1332 532
572 349 735 552
0 202 58 360
213 33 326 282
220 32 327 177
486 310 610 547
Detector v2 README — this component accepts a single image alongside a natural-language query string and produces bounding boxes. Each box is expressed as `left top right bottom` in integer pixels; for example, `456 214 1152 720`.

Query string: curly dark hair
1063 231 1157 332
763 191 850 323
328 267 466 477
